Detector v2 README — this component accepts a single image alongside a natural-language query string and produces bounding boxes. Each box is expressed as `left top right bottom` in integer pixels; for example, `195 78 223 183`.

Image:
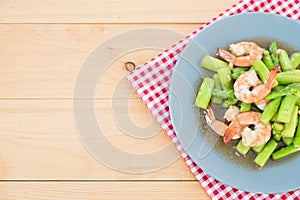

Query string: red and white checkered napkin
126 0 300 199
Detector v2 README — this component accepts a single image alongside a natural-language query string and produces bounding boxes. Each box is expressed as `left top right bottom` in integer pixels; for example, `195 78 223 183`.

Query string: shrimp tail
216 48 235 64
265 66 279 88
204 105 215 126
223 120 238 144
205 105 227 137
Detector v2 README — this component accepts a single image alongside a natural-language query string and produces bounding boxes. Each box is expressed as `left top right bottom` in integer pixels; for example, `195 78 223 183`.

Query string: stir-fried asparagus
195 78 215 109
200 55 229 72
269 41 279 66
272 145 300 160
276 70 300 85
279 49 293 71
236 139 251 156
217 66 232 90
254 139 278 168
260 97 282 124
195 40 300 168
293 116 300 147
265 83 300 100
281 106 298 137
262 53 275 70
252 60 278 87
290 52 300 69
212 74 223 104
277 95 297 123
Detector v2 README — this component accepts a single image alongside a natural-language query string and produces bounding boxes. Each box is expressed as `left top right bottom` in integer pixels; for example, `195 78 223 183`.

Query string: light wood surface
0 181 206 200
0 0 239 199
0 0 237 23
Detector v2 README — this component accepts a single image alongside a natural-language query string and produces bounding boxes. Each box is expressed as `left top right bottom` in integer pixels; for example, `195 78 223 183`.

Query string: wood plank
0 99 195 180
0 181 210 200
0 24 201 99
0 0 238 23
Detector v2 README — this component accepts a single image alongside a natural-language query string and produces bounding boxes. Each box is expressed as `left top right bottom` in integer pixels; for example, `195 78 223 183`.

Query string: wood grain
0 0 243 198
0 0 237 23
0 99 195 180
0 181 210 199
0 24 201 99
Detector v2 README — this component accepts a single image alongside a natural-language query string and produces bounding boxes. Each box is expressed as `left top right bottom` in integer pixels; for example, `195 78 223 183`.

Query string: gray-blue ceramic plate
169 12 300 193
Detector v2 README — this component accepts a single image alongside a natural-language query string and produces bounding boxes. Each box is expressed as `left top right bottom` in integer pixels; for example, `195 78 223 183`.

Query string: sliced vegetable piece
252 60 278 87
217 66 232 90
272 123 284 132
265 83 300 100
282 137 294 146
263 54 275 70
195 78 214 109
293 116 300 147
269 41 279 66
254 138 278 168
272 145 300 160
260 97 282 124
236 139 251 156
279 49 293 71
212 74 223 104
252 144 265 153
277 95 297 123
240 102 251 112
290 52 300 69
200 55 229 72
281 106 298 137
276 70 300 85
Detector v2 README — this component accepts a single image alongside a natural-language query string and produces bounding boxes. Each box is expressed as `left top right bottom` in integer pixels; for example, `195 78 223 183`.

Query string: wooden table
0 1 238 199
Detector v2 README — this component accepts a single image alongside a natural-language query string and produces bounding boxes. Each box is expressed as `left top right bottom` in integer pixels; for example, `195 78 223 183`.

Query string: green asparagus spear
277 95 297 123
232 67 250 73
212 89 235 99
293 116 300 147
281 106 298 137
273 132 282 142
290 52 300 69
279 49 293 71
282 137 294 146
221 97 239 109
263 53 275 70
271 113 278 122
252 144 265 153
265 83 300 100
276 70 300 85
195 78 215 109
231 71 246 80
240 102 251 112
236 139 250 156
296 97 300 107
217 66 232 90
252 60 278 87
272 123 284 131
231 67 249 79
254 138 278 168
272 145 300 160
269 41 279 66
212 74 223 104
200 55 229 72
260 97 282 124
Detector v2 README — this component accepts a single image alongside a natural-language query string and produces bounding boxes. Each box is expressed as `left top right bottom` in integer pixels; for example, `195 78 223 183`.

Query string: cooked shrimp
233 66 279 104
217 42 263 67
255 99 269 110
224 111 271 147
204 105 227 137
204 106 241 139
224 105 240 121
